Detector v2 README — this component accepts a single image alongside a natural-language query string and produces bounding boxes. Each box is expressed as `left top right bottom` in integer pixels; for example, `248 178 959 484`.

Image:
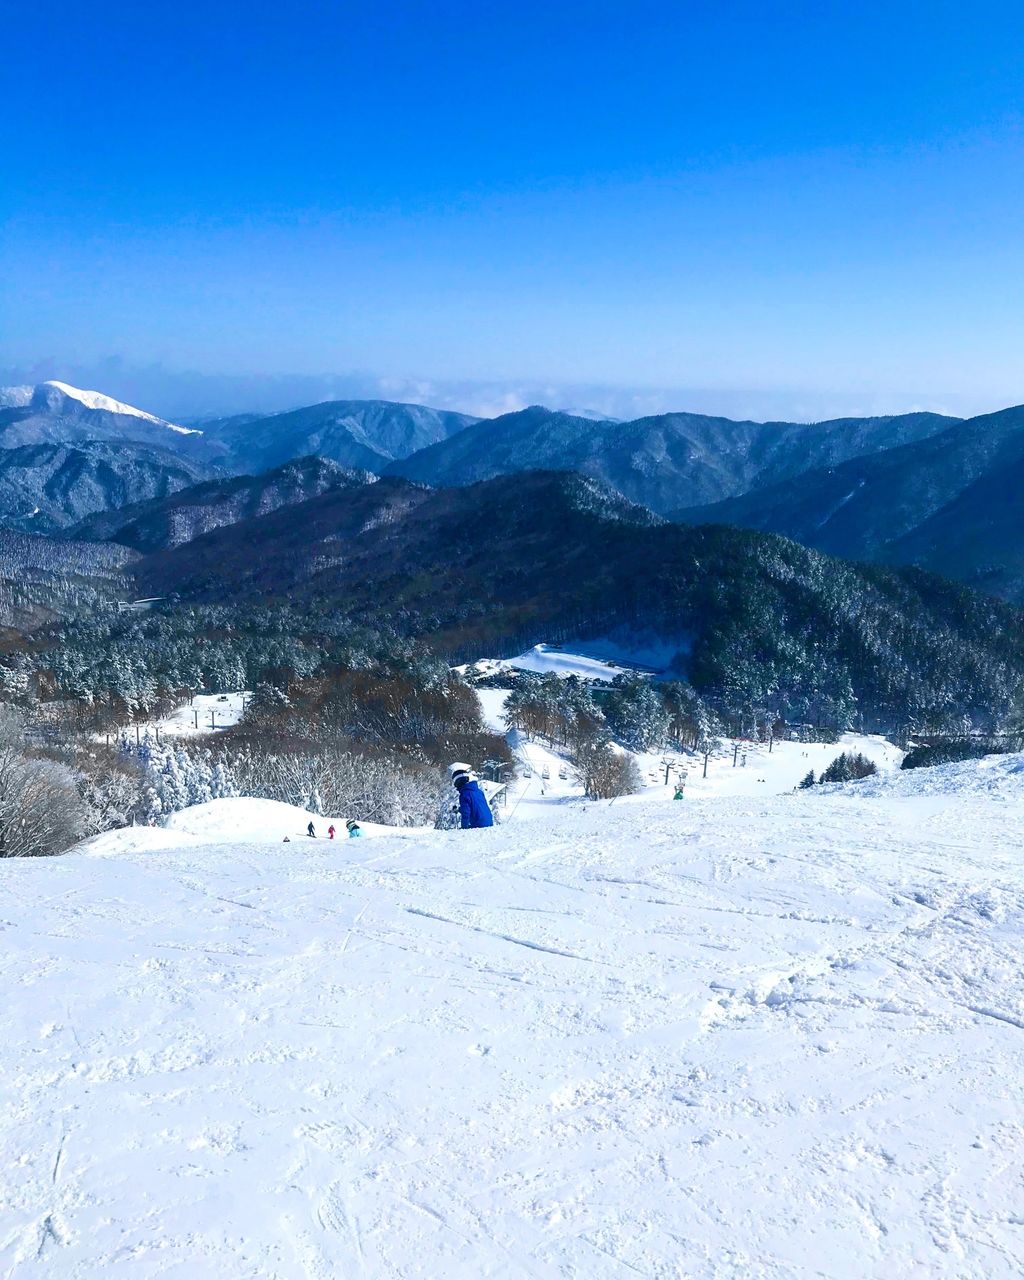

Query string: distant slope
673 404 1024 599
388 405 959 514
134 469 1024 729
205 399 479 473
880 448 1024 601
135 476 436 598
0 441 211 534
71 456 373 551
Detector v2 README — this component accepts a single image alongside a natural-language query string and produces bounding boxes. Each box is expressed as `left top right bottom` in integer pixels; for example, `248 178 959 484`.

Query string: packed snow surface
81 799 427 857
42 381 200 435
3 758 1024 1277
164 797 429 843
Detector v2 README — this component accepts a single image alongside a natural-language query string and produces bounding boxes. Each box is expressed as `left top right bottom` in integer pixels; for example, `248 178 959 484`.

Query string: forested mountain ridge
0 528 137 632
133 475 433 598
673 403 1024 601
387 405 960 514
0 440 211 533
131 469 1024 732
70 456 374 551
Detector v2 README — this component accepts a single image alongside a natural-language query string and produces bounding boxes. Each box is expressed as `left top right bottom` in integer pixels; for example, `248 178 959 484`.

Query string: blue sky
4 0 1024 419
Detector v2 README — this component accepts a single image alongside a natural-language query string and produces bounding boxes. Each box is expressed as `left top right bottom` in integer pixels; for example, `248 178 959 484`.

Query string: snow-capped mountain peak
38 381 201 436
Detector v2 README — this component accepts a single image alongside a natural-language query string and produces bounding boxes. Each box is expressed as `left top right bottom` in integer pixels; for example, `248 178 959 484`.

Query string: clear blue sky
4 0 1024 419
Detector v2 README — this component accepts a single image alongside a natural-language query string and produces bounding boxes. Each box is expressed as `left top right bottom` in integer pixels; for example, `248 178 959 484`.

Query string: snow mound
78 826 199 858
162 796 430 843
78 798 429 857
833 749 1024 800
166 796 318 839
42 380 200 435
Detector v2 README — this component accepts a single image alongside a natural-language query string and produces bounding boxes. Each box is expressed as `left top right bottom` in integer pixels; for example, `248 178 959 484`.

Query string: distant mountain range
673 404 1024 601
7 376 1024 606
387 405 959 513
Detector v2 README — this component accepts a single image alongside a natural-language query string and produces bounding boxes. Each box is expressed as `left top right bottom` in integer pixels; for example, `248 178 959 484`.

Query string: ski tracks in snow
1 783 1023 1276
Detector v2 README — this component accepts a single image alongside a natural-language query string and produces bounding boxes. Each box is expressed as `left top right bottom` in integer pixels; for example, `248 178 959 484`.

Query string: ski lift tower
483 759 513 801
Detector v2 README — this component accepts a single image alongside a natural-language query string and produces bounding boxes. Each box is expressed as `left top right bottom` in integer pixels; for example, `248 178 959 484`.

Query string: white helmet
449 762 472 778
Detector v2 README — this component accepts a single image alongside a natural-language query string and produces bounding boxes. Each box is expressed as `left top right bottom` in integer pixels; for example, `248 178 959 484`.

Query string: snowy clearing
478 682 902 821
2 760 1023 1277
459 644 632 682
631 732 904 803
98 692 249 743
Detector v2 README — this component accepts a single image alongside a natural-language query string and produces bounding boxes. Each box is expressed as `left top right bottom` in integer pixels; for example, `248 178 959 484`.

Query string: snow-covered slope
2 762 1023 1276
41 382 198 433
460 643 632 682
130 691 248 739
0 382 217 459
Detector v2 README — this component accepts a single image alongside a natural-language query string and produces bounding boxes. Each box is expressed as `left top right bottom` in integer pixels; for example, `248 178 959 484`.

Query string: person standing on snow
327 824 336 840
307 820 316 837
346 819 363 838
449 763 494 829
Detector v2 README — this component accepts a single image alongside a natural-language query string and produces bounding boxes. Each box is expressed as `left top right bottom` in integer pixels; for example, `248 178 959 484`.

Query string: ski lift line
504 768 536 822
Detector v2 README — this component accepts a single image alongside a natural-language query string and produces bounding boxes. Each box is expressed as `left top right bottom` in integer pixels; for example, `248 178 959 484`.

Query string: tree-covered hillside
131 470 1024 734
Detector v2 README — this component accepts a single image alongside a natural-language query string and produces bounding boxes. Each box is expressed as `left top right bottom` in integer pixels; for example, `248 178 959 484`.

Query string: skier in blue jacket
450 763 494 829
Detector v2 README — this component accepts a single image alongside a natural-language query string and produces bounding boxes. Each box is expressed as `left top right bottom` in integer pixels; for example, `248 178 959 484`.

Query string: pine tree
606 675 671 751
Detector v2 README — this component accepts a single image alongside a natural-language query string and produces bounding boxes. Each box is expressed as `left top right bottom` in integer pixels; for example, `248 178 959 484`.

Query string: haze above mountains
3 377 1024 605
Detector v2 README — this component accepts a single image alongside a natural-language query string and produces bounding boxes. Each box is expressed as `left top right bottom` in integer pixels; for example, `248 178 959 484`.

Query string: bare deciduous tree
579 745 642 800
0 706 88 857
